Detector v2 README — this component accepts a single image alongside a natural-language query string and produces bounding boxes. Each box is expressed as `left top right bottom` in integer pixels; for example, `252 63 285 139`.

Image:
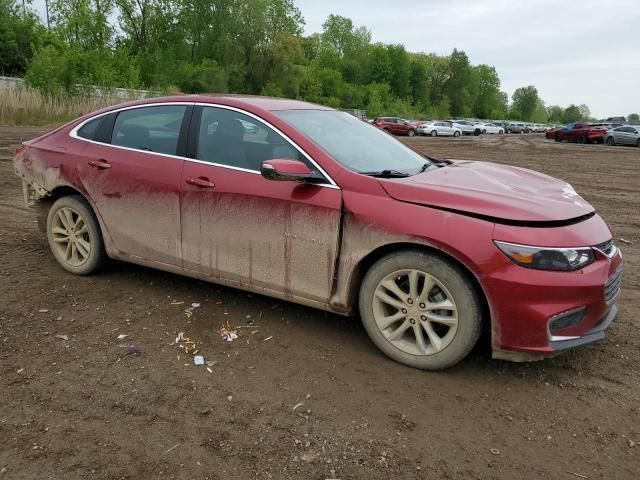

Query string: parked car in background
604 125 640 146
546 126 564 139
374 117 417 136
555 123 607 144
451 120 482 136
418 121 462 137
506 123 527 133
533 124 547 133
476 123 504 134
14 95 622 370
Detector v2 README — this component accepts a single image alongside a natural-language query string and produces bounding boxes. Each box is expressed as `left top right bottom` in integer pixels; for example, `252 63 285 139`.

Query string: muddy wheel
430 130 437 137
577 135 587 144
408 129 415 137
359 251 482 370
606 136 615 146
47 195 106 275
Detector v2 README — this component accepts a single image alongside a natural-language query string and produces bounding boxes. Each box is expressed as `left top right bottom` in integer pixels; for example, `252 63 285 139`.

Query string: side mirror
261 159 319 183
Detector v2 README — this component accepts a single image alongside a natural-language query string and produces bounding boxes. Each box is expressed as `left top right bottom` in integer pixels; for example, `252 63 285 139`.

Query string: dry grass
0 87 146 126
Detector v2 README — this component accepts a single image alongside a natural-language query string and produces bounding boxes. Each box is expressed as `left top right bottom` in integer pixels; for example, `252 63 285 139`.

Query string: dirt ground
1 127 639 480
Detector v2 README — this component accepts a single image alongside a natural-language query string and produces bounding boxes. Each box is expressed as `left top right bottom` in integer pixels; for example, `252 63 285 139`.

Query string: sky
29 0 639 118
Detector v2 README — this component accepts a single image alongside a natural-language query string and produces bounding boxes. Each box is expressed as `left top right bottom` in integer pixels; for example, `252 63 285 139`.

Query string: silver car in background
418 121 463 137
604 125 640 146
450 120 482 136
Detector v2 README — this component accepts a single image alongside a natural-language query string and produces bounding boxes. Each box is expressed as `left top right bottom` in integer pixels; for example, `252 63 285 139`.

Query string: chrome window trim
69 101 340 190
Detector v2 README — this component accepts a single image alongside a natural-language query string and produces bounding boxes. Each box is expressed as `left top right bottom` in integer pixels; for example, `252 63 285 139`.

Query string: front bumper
484 241 622 358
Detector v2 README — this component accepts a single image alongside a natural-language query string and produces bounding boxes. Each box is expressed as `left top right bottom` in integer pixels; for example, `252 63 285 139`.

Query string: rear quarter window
76 117 104 140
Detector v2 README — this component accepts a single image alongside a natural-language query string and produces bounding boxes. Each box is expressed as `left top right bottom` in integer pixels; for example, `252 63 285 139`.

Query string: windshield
275 110 428 174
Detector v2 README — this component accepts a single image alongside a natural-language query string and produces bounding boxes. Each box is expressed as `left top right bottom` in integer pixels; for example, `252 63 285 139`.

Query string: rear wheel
636 139 640 147
46 195 106 275
453 131 460 137
482 129 487 134
555 135 561 142
498 129 504 135
408 129 415 137
577 135 587 144
606 136 615 146
430 130 437 137
359 251 482 370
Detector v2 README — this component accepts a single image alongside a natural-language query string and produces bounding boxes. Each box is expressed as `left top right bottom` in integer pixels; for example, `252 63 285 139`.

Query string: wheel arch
345 242 491 334
34 185 89 233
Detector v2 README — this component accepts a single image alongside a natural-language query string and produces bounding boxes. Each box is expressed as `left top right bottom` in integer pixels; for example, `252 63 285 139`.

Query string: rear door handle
88 159 111 169
185 177 215 188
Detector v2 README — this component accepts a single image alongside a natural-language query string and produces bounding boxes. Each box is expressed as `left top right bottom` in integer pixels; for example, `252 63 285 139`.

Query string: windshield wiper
417 161 432 173
359 169 411 178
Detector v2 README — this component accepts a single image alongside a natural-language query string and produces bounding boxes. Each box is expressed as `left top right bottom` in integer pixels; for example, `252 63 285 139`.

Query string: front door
180 105 342 303
78 104 189 266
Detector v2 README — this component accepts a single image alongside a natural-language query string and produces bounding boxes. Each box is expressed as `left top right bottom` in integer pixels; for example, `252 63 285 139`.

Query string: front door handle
185 177 215 188
88 159 111 169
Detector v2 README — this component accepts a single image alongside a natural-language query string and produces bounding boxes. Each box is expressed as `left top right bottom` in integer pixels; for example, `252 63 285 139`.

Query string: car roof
93 94 333 115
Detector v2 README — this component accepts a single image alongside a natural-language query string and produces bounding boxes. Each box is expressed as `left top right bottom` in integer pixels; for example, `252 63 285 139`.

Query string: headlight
494 241 595 271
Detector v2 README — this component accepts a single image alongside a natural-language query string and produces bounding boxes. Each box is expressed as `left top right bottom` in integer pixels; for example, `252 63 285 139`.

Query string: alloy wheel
372 269 458 356
51 207 91 267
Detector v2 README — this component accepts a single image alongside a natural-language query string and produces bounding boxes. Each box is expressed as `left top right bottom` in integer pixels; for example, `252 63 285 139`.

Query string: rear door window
77 117 104 140
111 105 187 155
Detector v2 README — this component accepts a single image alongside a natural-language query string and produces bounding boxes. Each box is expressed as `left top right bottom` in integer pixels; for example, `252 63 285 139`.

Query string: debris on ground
219 323 239 342
175 331 199 354
54 334 69 341
191 303 201 309
193 355 204 366
38 309 48 313
125 345 141 355
490 448 500 455
293 402 304 411
164 444 179 454
170 300 184 305
619 237 633 245
263 336 273 342
117 334 128 340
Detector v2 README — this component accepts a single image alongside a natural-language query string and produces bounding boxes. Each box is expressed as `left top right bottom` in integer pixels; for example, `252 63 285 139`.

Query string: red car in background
373 117 418 136
14 95 621 370
554 123 608 144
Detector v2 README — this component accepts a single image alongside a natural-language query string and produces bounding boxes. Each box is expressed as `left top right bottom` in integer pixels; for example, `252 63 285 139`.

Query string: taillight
13 145 26 160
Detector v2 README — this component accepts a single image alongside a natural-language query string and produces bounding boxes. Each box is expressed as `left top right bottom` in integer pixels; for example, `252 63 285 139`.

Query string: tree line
1 0 636 122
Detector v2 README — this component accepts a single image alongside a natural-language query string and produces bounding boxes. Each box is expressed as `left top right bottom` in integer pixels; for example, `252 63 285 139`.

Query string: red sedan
14 96 622 369
554 123 608 143
373 117 418 136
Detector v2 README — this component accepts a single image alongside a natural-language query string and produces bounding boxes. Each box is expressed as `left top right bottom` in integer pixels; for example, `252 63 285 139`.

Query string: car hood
378 160 594 222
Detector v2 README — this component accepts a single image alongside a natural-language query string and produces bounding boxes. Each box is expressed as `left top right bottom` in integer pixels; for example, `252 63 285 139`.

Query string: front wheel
46 195 106 275
430 130 437 137
498 129 504 135
637 139 640 147
482 129 487 134
577 135 587 144
359 251 482 370
407 129 415 137
453 131 460 137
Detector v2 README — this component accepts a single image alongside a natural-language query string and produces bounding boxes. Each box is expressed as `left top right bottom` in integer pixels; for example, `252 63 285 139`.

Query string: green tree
562 104 582 123
445 49 472 117
386 44 410 98
547 105 564 123
629 113 639 121
472 64 502 119
511 85 540 121
0 0 48 76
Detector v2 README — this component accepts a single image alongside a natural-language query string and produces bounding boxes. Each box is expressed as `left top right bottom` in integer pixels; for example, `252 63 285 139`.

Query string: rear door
179 105 342 303
77 104 190 266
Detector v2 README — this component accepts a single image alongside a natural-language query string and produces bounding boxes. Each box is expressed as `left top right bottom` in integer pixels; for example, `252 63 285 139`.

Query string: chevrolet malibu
14 96 622 370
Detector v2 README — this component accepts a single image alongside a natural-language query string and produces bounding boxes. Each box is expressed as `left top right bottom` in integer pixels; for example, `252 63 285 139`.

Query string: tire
498 130 504 135
453 131 460 137
408 129 415 137
46 195 106 275
430 130 437 137
482 129 487 134
359 250 482 370
507 129 512 134
474 129 481 136
637 139 640 147
555 135 561 142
